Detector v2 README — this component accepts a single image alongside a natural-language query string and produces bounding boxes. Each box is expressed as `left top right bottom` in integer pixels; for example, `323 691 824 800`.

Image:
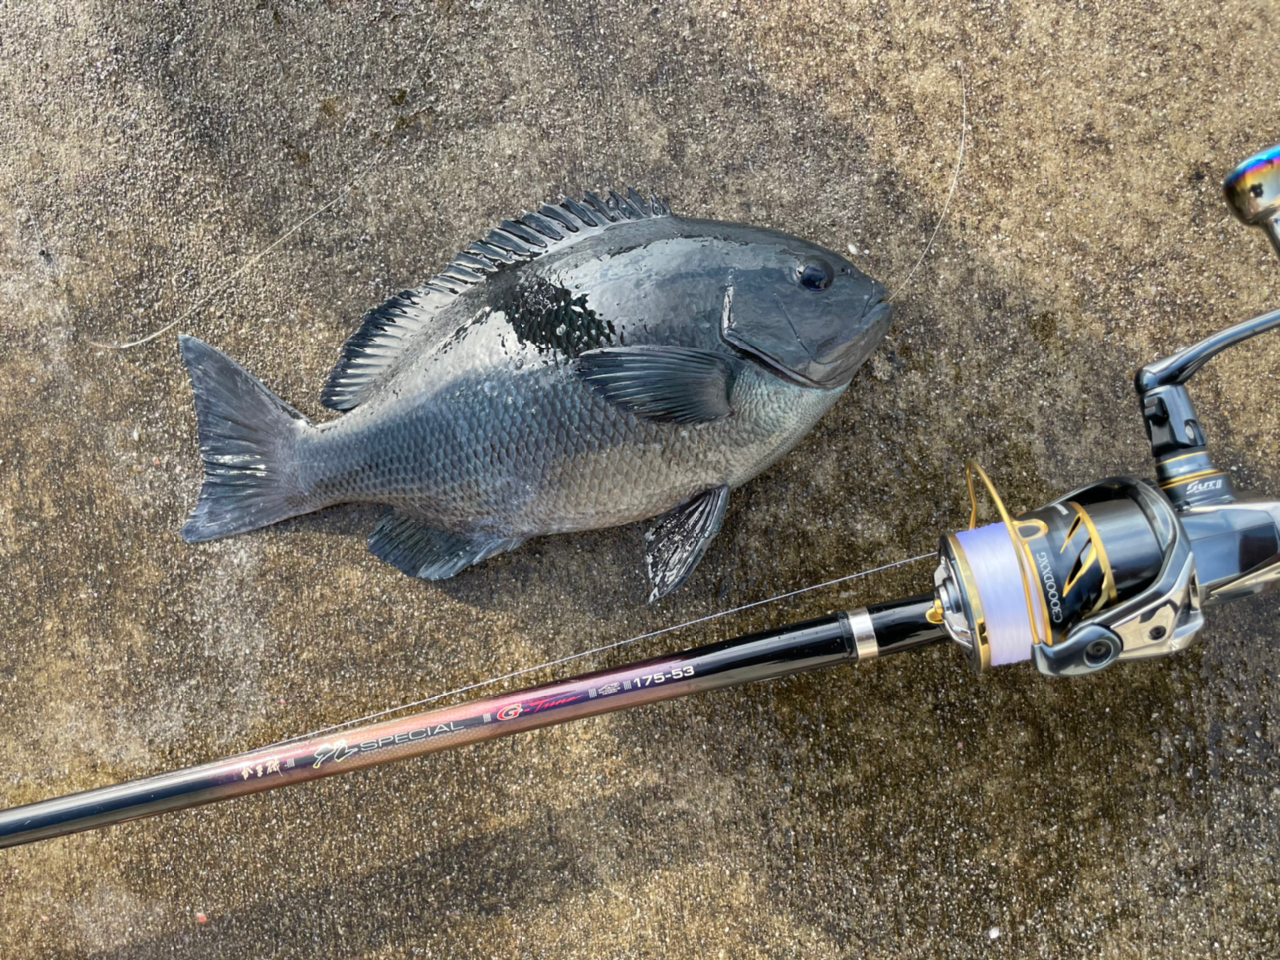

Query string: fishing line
270 551 933 748
9 140 1280 849
89 145 389 350
877 65 967 303
94 17 449 352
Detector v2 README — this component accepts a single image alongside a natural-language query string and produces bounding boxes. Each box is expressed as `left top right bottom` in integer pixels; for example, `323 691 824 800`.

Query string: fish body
181 190 890 599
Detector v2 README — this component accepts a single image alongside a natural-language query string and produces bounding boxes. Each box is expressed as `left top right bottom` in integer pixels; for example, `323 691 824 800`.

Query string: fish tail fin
179 335 316 543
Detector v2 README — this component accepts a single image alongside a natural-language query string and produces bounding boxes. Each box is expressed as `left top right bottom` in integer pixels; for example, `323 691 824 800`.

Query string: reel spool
931 144 1280 678
933 467 1166 674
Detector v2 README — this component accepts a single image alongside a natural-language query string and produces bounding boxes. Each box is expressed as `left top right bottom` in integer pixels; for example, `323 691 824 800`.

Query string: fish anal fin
575 346 737 423
646 486 730 602
368 513 523 580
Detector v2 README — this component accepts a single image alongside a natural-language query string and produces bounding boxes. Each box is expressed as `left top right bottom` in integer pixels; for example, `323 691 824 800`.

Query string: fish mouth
779 298 893 389
795 305 890 387
813 295 891 383
720 283 892 390
862 297 892 332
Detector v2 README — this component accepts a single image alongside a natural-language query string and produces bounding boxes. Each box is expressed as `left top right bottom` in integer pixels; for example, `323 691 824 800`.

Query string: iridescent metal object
1224 144 1280 258
11 147 1280 848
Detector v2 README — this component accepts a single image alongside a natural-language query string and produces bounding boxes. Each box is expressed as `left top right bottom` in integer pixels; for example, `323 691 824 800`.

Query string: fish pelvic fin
179 336 315 543
646 485 730 602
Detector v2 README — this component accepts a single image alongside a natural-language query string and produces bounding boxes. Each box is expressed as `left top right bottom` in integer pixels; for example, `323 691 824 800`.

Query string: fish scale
179 189 891 599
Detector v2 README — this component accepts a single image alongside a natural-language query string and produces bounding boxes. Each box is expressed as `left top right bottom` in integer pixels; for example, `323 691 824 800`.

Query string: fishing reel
14 149 1280 850
934 145 1280 677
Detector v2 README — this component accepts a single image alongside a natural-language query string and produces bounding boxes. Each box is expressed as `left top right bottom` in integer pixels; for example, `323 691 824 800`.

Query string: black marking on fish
505 277 616 359
322 189 670 412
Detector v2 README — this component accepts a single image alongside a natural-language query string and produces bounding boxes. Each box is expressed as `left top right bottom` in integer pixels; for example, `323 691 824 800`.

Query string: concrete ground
2 1 1280 957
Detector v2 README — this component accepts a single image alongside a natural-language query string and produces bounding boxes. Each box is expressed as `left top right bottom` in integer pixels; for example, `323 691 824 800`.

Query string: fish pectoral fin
368 513 523 580
574 346 737 423
645 485 730 602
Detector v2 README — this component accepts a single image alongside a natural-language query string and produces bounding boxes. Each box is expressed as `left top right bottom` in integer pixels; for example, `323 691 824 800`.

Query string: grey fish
180 189 890 599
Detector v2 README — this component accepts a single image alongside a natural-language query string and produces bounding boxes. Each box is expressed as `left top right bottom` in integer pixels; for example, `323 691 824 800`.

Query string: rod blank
1 604 947 849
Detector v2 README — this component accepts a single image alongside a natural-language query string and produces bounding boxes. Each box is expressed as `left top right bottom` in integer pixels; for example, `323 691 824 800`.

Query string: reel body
936 467 1280 677
934 478 1201 676
931 146 1280 676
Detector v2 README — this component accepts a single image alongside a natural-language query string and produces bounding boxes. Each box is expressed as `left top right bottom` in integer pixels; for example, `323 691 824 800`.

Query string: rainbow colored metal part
1224 145 1280 226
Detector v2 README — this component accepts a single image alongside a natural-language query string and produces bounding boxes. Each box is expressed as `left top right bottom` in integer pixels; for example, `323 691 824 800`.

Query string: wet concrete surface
3 1 1280 956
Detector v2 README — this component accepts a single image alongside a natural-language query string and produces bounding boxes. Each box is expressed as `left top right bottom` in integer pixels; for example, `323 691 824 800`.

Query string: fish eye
797 259 834 291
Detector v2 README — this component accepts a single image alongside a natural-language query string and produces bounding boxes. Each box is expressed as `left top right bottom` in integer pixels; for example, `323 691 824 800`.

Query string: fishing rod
5 145 1280 849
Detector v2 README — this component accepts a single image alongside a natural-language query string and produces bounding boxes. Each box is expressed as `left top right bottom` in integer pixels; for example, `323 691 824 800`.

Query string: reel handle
1135 307 1280 391
1224 143 1280 259
1133 144 1280 509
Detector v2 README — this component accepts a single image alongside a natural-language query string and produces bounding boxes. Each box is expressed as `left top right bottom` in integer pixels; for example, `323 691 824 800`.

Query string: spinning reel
935 144 1280 676
5 146 1280 849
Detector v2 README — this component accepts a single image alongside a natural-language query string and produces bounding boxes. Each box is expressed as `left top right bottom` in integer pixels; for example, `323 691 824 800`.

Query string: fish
179 189 891 600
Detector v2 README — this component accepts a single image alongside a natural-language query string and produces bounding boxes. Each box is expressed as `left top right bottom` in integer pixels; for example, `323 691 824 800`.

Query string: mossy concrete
2 1 1279 957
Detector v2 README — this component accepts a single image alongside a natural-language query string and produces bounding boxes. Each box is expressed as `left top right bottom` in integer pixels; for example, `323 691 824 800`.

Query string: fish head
720 238 891 389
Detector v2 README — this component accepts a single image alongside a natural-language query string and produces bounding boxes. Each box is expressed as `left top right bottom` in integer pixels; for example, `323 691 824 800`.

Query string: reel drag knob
1224 145 1280 259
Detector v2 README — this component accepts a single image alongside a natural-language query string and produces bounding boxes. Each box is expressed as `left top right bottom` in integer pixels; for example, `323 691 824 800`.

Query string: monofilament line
90 146 388 350
273 551 934 748
881 64 967 303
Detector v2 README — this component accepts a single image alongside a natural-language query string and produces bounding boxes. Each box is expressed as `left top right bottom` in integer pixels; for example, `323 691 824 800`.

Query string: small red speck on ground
196 912 209 924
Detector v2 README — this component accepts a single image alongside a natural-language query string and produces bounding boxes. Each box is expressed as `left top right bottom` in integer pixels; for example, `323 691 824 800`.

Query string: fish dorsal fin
321 189 672 412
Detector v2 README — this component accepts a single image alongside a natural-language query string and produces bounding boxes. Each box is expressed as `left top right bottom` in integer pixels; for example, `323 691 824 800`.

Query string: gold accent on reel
1061 502 1119 616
